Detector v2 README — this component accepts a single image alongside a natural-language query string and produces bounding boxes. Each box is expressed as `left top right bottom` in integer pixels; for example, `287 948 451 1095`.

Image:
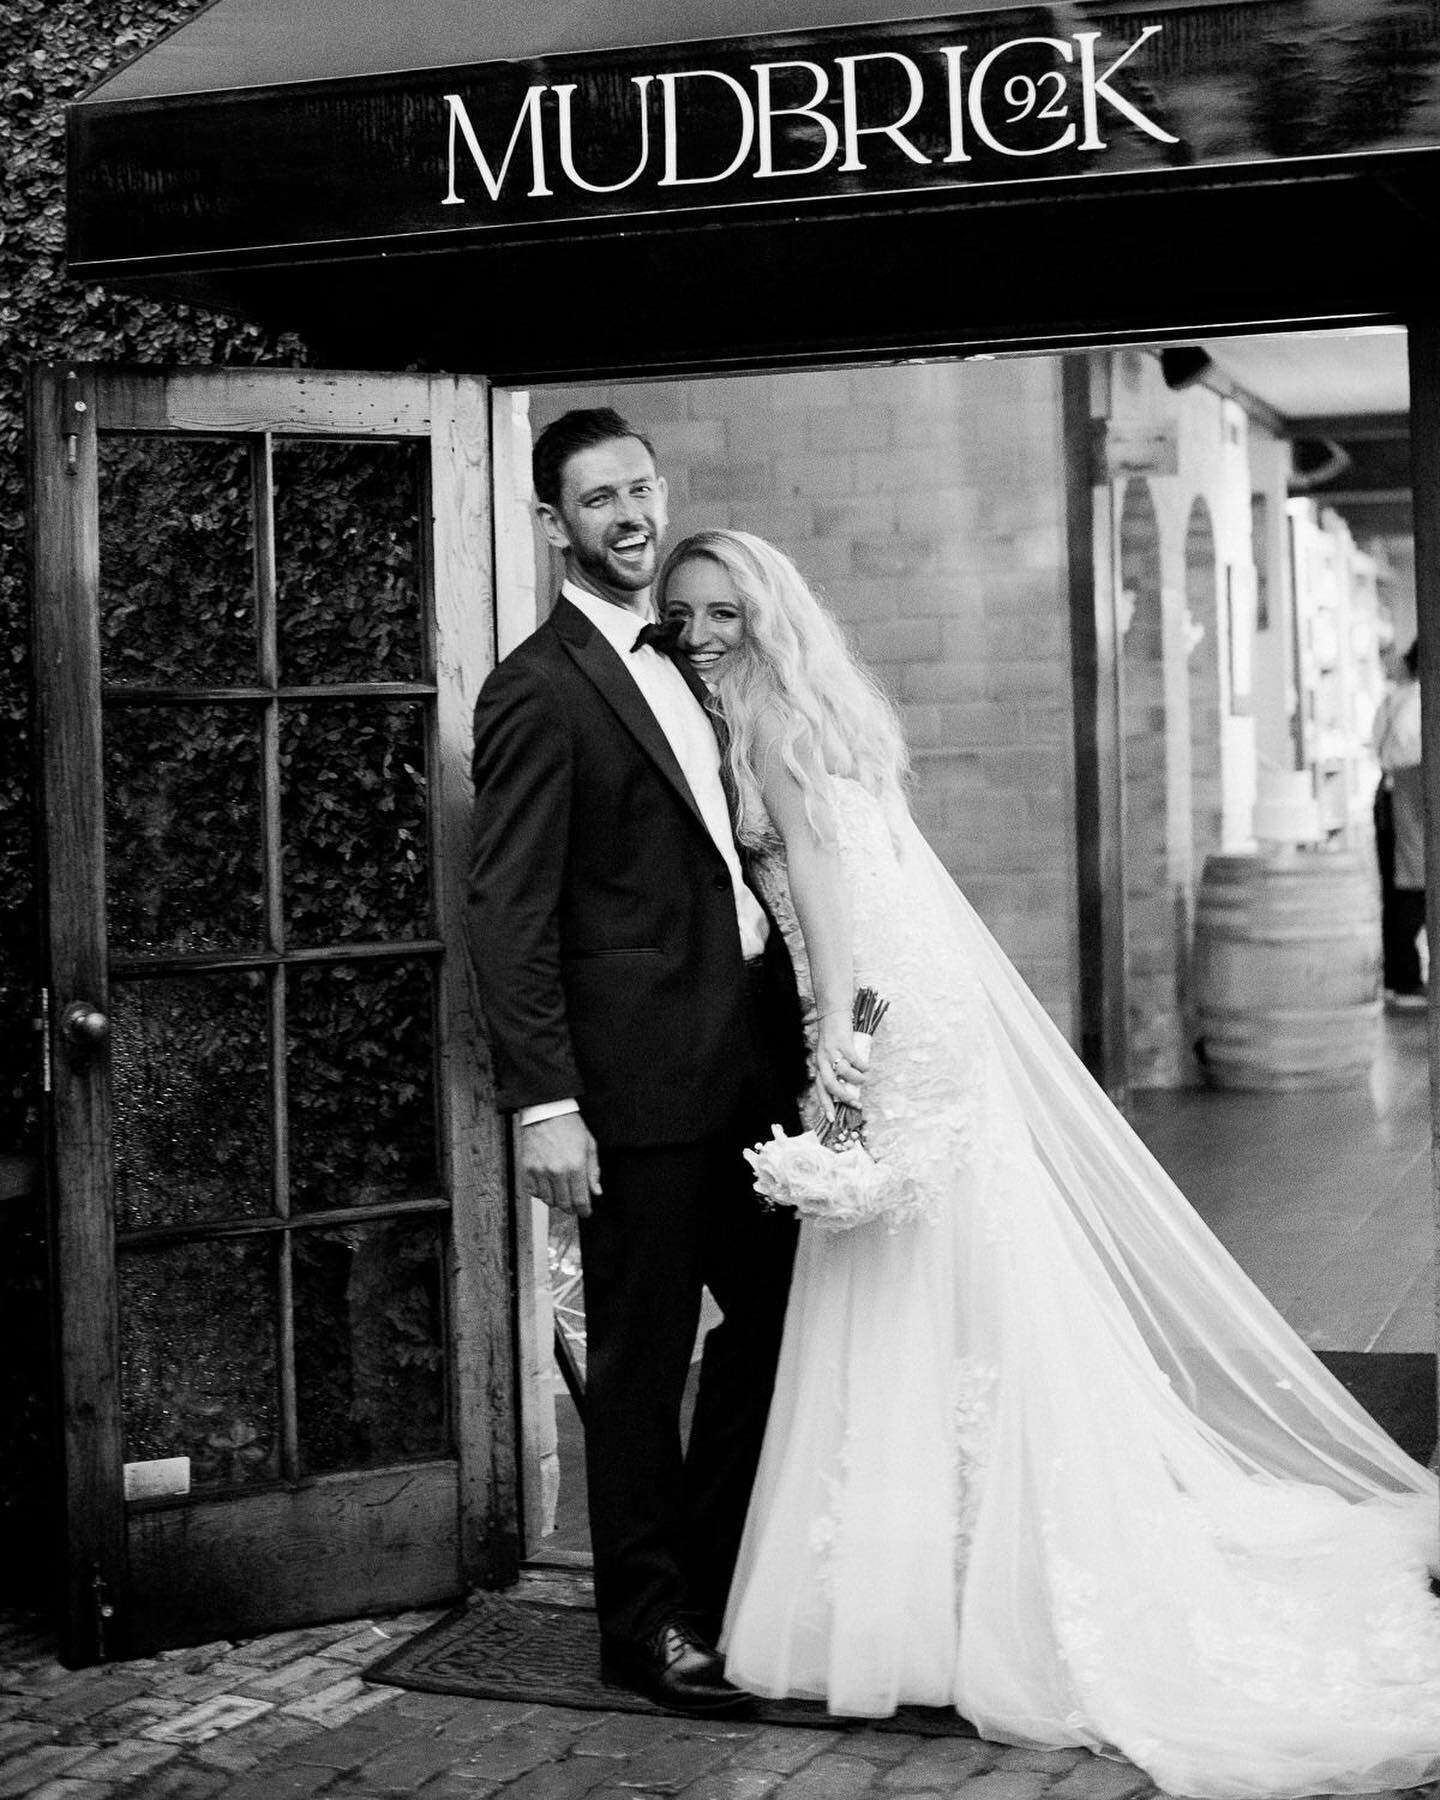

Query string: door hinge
61 370 88 476
91 1565 116 1661
34 987 51 1094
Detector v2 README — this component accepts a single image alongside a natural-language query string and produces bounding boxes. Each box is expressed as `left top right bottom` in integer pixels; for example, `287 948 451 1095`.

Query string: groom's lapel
670 645 712 713
678 657 742 831
550 597 710 838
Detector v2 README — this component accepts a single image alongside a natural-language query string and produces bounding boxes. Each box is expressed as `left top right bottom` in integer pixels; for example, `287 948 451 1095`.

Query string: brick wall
525 360 1080 1037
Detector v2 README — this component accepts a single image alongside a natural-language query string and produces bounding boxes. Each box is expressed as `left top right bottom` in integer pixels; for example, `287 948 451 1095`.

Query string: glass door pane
101 432 446 1507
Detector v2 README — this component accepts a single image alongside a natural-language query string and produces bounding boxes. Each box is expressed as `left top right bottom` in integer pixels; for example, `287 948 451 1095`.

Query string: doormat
1315 1351 1437 1466
365 1591 975 1735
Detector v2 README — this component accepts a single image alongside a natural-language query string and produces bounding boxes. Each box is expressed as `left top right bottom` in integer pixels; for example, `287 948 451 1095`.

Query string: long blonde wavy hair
655 530 909 846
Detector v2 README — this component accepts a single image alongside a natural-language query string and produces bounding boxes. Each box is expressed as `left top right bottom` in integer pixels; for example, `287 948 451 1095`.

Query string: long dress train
723 777 1440 1800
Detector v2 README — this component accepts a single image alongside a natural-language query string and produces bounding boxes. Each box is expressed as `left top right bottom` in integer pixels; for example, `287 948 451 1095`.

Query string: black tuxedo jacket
467 596 804 1147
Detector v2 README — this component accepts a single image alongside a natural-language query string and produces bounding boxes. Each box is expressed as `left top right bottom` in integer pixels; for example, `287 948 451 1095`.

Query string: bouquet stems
816 987 889 1150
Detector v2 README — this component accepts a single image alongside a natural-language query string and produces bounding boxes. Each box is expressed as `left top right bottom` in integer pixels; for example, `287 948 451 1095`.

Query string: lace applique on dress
952 1357 998 1575
1185 1565 1440 1731
802 1356 998 1604
750 780 1011 1220
1045 1543 1107 1687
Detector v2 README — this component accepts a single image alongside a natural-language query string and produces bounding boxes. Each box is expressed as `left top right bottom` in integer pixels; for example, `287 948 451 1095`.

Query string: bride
654 528 1440 1800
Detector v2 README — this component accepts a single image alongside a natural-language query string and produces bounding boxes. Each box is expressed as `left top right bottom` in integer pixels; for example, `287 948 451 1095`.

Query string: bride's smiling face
663 556 748 682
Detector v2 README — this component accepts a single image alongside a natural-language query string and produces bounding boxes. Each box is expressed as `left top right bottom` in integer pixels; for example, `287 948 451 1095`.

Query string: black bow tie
631 616 684 655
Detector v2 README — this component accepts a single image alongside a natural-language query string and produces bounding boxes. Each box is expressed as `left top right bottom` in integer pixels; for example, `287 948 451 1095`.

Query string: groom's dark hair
533 408 658 508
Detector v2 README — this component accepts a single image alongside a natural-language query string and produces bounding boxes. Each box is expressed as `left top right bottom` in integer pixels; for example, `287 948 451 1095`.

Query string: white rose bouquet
746 989 920 1231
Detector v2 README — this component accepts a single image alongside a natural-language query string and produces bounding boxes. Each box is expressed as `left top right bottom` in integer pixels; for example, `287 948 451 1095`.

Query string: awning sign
440 27 1177 211
68 2 1440 273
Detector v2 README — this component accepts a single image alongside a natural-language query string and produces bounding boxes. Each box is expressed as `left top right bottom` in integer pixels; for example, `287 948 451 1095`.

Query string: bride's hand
816 1012 868 1113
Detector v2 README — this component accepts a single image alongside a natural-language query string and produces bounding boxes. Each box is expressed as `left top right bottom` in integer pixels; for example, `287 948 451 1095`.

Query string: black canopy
86 0 968 97
67 0 1440 376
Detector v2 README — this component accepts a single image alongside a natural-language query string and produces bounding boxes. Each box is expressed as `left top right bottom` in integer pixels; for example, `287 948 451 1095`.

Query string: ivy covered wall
0 0 306 1601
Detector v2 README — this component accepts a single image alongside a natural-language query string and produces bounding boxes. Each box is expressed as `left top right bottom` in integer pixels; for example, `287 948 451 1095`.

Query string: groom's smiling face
539 435 669 607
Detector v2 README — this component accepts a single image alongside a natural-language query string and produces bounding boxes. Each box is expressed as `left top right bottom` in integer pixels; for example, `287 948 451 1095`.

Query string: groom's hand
523 1113 602 1219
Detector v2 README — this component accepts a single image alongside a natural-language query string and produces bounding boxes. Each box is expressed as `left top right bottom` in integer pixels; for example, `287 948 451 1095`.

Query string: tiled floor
1131 1007 1436 1352
0 1605 444 1797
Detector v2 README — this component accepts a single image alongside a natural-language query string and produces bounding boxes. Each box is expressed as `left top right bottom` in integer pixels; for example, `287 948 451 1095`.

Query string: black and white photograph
4 3 1440 1797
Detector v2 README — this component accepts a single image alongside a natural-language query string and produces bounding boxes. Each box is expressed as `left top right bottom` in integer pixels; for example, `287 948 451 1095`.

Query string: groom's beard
570 529 660 595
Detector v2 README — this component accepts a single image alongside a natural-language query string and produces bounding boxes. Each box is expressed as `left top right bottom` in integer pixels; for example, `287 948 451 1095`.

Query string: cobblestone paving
2 1610 1435 1800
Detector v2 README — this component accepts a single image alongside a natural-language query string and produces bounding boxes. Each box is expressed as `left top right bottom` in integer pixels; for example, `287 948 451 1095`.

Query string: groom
467 409 806 1713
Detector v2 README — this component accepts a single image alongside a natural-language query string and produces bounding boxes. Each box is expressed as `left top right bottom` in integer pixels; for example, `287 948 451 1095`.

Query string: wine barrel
1193 851 1381 1091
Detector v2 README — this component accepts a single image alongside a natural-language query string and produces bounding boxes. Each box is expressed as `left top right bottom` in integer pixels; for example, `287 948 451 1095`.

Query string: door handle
60 1001 109 1057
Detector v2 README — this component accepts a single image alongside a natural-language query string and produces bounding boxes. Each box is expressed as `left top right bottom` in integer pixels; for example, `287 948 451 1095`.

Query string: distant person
1372 639 1425 1008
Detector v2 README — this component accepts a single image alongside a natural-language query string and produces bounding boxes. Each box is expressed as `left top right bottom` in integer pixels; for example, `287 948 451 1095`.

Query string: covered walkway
1134 1008 1435 1356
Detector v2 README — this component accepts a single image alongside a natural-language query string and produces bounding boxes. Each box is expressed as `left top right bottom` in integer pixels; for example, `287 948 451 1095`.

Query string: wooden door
1409 323 1440 1371
29 366 515 1665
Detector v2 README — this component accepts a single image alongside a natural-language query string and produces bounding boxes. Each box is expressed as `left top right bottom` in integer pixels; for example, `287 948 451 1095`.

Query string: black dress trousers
577 956 802 1650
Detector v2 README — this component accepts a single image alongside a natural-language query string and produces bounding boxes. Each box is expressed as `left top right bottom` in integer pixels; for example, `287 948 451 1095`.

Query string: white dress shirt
1373 680 1422 771
520 581 768 1127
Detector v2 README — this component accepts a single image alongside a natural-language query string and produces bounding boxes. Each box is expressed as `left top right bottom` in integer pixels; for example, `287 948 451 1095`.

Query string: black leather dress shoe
600 1620 753 1715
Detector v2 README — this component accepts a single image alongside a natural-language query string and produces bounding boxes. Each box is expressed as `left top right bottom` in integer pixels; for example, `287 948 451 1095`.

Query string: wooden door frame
430 373 518 1594
1062 354 1128 1100
488 388 563 1558
30 366 124 1663
1407 321 1440 1408
31 365 516 1664
500 329 1440 1558
41 324 1436 1640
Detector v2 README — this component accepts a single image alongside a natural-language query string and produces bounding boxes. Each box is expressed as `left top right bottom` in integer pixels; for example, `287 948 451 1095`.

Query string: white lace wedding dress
724 777 1440 1799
